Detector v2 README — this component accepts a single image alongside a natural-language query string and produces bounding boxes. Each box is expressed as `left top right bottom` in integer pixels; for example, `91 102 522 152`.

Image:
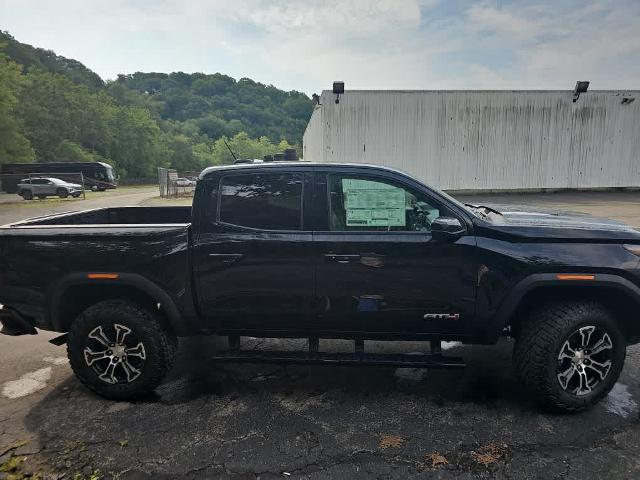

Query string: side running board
209 350 465 369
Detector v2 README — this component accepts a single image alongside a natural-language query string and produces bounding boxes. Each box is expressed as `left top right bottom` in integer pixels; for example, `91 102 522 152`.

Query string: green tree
0 51 34 163
210 132 296 165
195 114 228 139
115 71 313 145
53 140 107 163
192 142 217 167
16 70 91 161
2 31 313 178
0 31 103 90
166 134 200 172
106 106 170 177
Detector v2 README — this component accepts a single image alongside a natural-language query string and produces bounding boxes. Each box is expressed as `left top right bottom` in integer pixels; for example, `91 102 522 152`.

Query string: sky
1 0 639 95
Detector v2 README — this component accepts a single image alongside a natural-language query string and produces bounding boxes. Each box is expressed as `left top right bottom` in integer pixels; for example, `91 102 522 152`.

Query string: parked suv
1 162 639 412
175 177 196 187
17 177 83 200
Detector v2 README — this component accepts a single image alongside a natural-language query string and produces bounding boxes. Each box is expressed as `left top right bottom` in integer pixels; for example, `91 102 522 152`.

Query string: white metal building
303 90 640 191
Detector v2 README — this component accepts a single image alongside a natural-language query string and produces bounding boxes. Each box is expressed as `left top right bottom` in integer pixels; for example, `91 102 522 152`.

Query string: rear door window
219 172 303 230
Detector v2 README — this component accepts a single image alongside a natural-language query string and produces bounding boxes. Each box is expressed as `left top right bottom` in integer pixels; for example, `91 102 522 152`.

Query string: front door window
328 175 441 232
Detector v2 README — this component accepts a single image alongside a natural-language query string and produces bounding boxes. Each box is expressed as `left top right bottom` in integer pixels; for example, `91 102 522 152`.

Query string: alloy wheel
556 325 613 396
83 324 146 384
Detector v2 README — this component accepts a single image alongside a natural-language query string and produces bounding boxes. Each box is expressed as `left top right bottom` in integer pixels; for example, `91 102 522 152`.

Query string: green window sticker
342 179 406 227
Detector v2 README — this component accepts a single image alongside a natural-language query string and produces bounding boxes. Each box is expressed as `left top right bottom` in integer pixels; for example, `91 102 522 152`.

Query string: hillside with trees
0 31 313 178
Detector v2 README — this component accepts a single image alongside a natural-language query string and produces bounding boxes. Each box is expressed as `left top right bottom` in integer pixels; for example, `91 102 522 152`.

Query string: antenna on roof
223 139 238 161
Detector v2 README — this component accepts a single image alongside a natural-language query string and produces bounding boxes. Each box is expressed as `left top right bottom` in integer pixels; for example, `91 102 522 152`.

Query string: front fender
482 273 640 342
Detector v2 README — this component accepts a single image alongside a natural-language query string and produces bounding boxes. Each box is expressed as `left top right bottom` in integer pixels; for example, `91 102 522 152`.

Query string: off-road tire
56 188 68 198
514 301 625 413
20 190 33 200
67 299 178 399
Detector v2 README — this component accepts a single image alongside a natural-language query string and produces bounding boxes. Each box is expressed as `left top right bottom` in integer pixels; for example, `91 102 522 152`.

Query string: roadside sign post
168 170 178 198
80 172 86 200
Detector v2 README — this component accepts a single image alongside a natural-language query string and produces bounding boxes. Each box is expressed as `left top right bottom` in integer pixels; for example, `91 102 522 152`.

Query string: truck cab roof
198 161 408 180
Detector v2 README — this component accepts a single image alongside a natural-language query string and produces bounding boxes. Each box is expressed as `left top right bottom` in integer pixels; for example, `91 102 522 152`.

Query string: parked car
175 177 196 187
1 162 640 412
16 177 83 200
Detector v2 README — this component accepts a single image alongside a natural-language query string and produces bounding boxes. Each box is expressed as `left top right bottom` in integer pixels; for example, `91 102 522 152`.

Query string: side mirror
431 217 465 242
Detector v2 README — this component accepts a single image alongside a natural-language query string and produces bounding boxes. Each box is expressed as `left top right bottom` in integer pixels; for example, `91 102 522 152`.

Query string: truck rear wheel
513 301 625 413
67 299 178 399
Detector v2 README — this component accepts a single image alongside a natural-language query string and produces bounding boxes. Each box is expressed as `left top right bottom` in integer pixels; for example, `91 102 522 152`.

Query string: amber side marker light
624 244 640 257
87 273 119 280
556 274 595 281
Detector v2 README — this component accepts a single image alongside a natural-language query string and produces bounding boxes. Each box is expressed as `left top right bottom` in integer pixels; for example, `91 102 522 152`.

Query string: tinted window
219 173 303 230
328 174 441 232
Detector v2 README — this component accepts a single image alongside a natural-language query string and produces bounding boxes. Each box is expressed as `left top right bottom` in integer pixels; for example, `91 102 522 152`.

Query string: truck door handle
208 253 244 264
324 254 361 264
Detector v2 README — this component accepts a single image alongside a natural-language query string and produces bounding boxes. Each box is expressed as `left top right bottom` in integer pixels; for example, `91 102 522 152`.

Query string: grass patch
0 455 25 472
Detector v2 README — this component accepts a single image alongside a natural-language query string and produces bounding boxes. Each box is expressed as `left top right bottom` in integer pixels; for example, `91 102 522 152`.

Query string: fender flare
484 273 640 342
48 272 187 335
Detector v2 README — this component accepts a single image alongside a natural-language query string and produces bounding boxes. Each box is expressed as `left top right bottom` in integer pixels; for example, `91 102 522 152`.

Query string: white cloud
212 0 454 91
0 0 638 93
462 2 640 89
241 0 423 35
467 2 540 35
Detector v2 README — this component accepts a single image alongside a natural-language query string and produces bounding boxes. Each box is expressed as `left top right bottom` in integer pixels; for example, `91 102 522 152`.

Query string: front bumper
0 306 37 336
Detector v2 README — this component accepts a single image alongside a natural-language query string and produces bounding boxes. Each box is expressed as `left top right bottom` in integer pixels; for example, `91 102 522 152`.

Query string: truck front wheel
513 301 625 413
67 299 177 399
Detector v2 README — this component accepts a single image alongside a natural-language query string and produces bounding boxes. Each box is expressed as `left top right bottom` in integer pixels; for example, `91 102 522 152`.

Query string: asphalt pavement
0 189 639 479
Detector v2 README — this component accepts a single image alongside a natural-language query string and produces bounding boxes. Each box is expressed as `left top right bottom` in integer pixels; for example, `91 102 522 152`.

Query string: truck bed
6 206 192 227
0 206 195 334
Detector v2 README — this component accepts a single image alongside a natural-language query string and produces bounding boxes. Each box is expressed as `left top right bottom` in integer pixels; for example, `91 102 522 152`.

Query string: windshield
434 187 470 212
409 176 480 216
404 174 503 220
106 167 115 182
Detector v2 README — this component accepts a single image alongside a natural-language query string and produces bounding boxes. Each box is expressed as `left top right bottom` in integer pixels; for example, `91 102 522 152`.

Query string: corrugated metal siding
302 103 323 161
302 90 640 190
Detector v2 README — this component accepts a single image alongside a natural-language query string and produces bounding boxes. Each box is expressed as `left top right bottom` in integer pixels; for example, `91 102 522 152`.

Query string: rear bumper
0 306 37 336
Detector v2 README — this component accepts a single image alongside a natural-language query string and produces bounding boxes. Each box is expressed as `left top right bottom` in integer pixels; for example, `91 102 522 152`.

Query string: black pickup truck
1 162 640 412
